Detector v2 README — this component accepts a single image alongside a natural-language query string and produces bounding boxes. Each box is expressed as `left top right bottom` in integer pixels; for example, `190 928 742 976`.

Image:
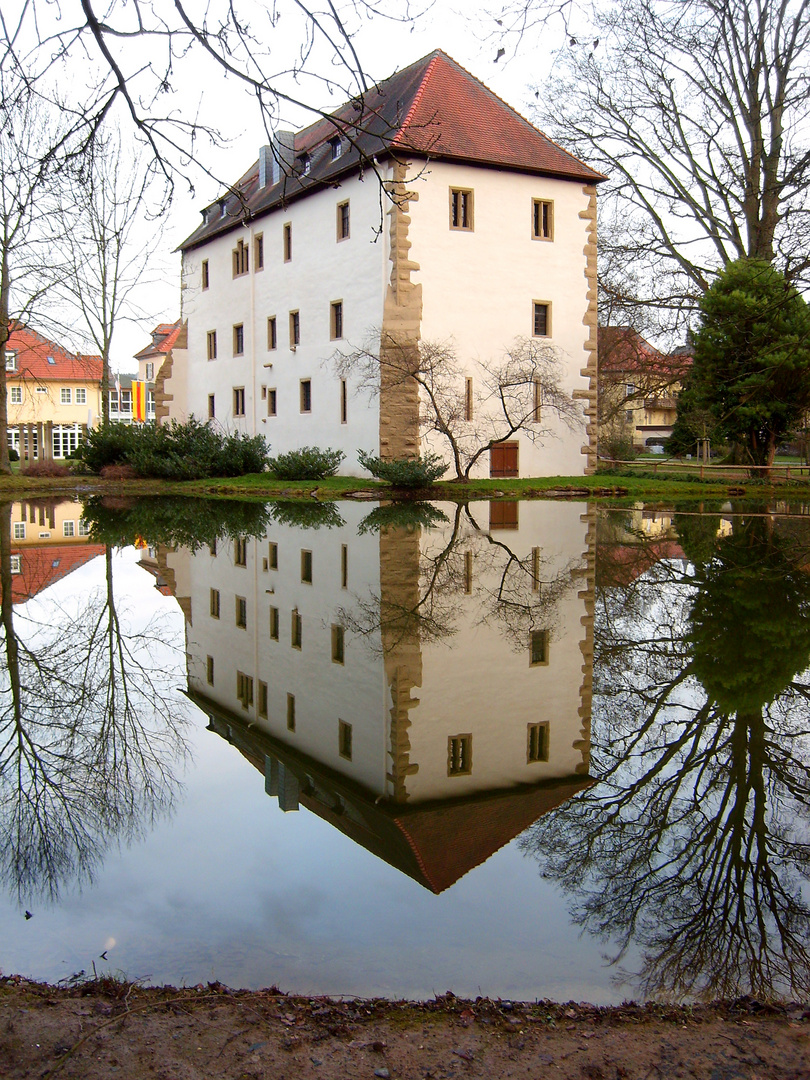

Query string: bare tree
521 0 810 337
55 133 166 423
338 334 582 481
0 70 66 473
3 0 423 196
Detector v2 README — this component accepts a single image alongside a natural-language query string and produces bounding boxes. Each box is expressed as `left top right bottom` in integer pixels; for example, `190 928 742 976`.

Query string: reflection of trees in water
340 502 579 655
520 508 810 1000
0 505 190 903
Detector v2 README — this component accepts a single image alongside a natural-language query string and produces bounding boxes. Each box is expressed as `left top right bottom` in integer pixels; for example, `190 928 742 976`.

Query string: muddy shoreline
2 976 808 1079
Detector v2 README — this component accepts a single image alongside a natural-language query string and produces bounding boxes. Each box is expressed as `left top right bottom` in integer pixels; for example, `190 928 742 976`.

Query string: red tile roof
6 325 102 382
134 319 183 361
599 326 691 378
9 544 106 604
180 50 604 252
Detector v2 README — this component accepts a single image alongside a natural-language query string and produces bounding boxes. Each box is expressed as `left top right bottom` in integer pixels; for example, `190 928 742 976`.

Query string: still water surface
0 496 808 1003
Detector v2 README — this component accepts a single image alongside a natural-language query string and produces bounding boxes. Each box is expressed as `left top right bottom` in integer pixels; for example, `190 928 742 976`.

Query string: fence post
700 463 704 480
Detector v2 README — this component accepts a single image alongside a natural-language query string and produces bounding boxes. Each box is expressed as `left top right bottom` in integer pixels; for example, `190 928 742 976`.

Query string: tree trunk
0 249 12 475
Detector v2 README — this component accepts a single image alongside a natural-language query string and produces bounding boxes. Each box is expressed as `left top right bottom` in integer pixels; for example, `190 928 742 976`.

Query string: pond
0 495 808 1004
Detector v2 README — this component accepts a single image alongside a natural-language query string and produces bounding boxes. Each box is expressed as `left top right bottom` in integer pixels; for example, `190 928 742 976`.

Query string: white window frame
60 387 72 405
75 387 87 405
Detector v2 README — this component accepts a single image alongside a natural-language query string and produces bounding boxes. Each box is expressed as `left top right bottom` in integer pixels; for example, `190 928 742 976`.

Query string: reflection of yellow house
5 325 103 461
160 500 596 891
8 499 103 604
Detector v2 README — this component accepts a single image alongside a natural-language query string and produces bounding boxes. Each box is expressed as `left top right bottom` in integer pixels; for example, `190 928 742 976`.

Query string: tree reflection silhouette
520 508 810 1000
0 503 190 904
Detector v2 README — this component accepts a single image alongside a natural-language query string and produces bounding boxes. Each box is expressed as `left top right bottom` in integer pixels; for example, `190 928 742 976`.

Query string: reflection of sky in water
0 543 624 1001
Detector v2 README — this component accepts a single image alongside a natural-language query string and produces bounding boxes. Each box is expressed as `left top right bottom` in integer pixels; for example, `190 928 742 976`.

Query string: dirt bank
1 977 808 1080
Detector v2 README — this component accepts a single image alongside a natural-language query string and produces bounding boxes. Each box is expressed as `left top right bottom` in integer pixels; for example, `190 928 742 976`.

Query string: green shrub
357 450 448 487
269 501 346 529
267 446 344 480
7 447 19 463
74 418 270 480
357 503 450 534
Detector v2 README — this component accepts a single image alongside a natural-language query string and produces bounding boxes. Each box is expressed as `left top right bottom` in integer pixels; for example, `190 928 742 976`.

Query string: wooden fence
598 457 810 481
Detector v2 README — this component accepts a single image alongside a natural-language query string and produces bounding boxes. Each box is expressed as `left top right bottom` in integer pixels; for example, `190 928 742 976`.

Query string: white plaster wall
182 504 391 793
179 172 389 474
404 500 590 800
406 161 592 477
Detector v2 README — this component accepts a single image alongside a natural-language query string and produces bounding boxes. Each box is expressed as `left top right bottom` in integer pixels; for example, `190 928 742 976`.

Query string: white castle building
162 51 603 477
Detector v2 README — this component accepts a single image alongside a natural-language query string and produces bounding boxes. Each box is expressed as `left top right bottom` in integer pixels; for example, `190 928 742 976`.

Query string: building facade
165 51 603 477
4 325 103 462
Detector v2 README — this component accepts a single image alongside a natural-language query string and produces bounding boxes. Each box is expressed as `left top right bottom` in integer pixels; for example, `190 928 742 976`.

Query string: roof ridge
392 51 441 145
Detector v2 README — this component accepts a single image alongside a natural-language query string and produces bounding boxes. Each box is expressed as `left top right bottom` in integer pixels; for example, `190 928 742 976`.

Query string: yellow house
5 325 103 461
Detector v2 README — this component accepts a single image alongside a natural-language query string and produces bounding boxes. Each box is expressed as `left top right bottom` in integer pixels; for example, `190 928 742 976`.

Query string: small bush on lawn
8 447 19 463
73 422 140 473
22 460 70 478
267 446 344 480
357 450 448 487
100 463 140 480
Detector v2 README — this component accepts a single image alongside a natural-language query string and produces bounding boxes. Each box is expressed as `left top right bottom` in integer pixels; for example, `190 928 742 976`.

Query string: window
490 441 519 479
283 222 292 262
300 379 311 413
207 330 217 360
236 595 248 629
530 629 550 667
10 386 21 404
233 237 249 276
236 670 254 708
147 389 155 415
52 425 81 458
291 608 302 649
235 537 248 567
267 316 277 350
287 693 296 731
36 386 48 394
145 363 154 380
267 388 277 416
13 522 25 540
289 310 300 347
489 500 519 530
448 734 472 776
269 606 279 640
533 302 550 337
268 541 278 570
233 387 246 416
254 233 264 270
527 722 550 763
209 539 217 557
120 389 132 413
202 259 209 289
533 379 542 421
625 383 636 398
532 199 553 240
210 588 220 618
338 719 352 760
258 680 268 718
301 549 312 584
298 153 311 175
463 551 473 594
76 387 87 405
233 323 244 356
337 200 350 240
531 547 541 591
206 655 215 685
331 625 345 665
341 544 348 588
330 136 342 161
10 554 21 574
61 388 72 405
464 377 473 421
208 394 216 419
5 351 16 371
63 520 75 537
330 300 343 340
450 188 473 230
340 379 347 424
78 520 91 536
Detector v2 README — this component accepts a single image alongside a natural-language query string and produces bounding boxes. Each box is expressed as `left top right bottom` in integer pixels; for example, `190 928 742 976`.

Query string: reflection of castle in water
162 501 596 892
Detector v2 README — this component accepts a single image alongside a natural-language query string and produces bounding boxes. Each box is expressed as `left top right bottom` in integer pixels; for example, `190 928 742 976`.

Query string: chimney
271 130 296 186
258 144 273 189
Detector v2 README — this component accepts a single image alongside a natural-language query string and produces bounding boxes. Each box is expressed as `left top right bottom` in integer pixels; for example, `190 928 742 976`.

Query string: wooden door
489 441 519 478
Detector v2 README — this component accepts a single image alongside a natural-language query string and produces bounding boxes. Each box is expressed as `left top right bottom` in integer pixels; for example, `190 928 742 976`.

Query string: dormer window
298 153 311 175
220 200 228 219
5 352 16 371
330 137 343 161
